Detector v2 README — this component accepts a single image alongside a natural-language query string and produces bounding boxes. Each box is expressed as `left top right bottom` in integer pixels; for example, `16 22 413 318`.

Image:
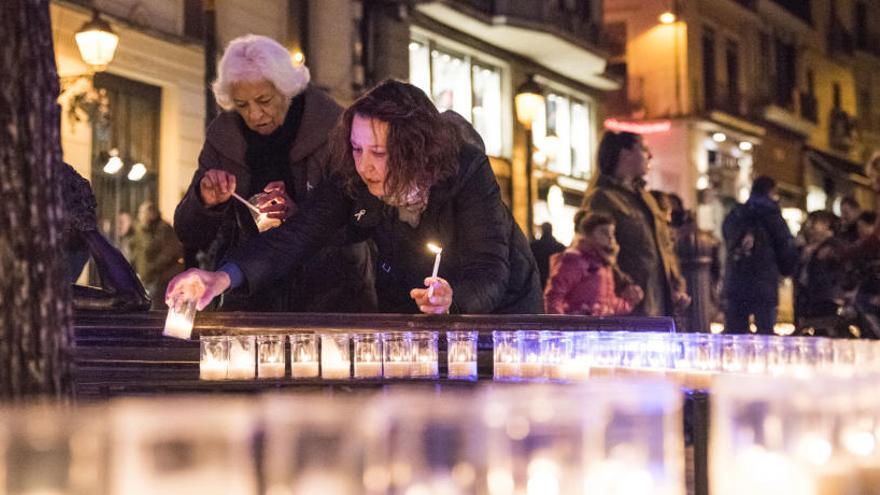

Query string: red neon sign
604 118 672 135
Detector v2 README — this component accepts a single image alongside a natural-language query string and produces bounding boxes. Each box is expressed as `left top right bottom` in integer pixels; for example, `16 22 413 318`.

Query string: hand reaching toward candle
165 268 232 311
257 181 297 221
200 169 237 207
410 277 453 314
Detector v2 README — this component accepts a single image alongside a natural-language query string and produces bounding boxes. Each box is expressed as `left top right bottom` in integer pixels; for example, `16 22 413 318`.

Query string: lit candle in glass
199 335 228 381
227 335 256 380
519 331 543 380
426 243 443 298
447 330 478 380
540 331 571 381
257 335 285 379
493 330 521 381
383 332 413 378
411 331 439 379
290 333 319 378
163 299 196 339
321 333 351 379
354 333 383 379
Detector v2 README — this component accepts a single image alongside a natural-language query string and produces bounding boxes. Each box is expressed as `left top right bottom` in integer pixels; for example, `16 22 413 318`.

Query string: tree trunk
0 0 74 399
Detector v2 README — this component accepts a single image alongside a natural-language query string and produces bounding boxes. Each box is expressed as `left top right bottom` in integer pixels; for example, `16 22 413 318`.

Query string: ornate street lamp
514 75 545 239
74 11 119 72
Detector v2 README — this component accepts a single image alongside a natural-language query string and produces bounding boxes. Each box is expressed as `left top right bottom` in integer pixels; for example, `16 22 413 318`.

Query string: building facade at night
604 0 880 238
52 0 619 248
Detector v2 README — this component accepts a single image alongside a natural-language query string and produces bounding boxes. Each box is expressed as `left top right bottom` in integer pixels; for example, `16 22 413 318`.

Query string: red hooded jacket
544 239 634 316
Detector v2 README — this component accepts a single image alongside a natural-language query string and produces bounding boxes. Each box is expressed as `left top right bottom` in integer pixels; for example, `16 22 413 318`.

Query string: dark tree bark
0 0 74 399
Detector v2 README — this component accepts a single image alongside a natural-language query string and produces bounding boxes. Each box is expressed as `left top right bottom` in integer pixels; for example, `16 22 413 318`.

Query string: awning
415 2 620 91
805 147 867 181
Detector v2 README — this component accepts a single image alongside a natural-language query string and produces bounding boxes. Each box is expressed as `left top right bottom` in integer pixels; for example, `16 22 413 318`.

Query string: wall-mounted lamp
74 11 119 71
514 75 545 239
659 12 677 24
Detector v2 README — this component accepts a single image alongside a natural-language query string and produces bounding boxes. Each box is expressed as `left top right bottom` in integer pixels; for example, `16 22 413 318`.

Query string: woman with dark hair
167 80 543 315
581 131 689 317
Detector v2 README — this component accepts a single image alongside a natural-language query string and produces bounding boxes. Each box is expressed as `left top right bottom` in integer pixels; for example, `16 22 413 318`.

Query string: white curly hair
212 34 310 111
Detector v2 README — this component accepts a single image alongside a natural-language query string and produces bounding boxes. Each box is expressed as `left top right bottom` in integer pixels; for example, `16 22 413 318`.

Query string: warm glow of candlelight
427 243 443 255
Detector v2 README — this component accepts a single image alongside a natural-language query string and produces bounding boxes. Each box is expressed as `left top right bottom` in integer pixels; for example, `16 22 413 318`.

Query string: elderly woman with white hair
174 34 375 312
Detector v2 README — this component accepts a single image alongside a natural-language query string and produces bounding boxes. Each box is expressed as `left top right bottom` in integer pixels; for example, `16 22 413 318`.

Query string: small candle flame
427 243 443 254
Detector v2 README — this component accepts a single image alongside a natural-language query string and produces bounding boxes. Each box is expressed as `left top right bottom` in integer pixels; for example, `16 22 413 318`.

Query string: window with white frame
408 38 504 157
532 91 593 179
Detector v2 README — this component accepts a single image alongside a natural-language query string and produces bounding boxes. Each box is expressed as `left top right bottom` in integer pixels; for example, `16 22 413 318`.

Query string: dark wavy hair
597 131 641 176
330 80 462 202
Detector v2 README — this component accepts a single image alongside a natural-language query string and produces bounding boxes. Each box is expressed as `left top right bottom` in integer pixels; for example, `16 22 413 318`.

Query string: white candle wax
494 361 519 379
383 361 412 378
163 310 194 339
255 213 282 233
520 361 544 379
322 363 350 379
413 359 438 378
561 361 590 381
200 359 227 380
227 352 255 380
355 361 382 378
426 244 443 298
448 361 477 379
290 361 319 378
258 362 285 379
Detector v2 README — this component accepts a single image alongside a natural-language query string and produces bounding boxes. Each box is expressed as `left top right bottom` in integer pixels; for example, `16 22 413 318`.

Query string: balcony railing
799 92 818 123
705 82 745 116
444 0 602 46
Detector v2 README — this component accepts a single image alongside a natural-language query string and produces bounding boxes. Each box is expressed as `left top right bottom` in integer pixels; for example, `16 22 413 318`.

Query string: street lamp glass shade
75 13 118 70
514 77 545 128
103 156 123 175
659 12 677 24
127 163 147 181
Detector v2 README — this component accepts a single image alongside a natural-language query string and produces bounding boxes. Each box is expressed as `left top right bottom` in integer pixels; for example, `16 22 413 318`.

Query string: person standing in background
722 176 797 334
131 201 183 309
581 131 690 317
531 222 565 289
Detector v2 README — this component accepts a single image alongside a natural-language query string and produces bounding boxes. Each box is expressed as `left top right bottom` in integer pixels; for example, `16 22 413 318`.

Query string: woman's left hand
258 181 297 220
410 277 453 314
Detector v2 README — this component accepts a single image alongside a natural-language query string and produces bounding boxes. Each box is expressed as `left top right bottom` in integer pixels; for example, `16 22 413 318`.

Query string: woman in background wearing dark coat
174 34 375 312
167 80 543 315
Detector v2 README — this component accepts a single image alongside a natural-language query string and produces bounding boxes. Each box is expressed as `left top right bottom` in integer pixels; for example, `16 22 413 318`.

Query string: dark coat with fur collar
174 86 376 312
231 144 543 314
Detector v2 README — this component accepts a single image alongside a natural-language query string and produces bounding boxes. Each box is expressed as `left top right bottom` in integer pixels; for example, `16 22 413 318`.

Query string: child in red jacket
545 213 643 315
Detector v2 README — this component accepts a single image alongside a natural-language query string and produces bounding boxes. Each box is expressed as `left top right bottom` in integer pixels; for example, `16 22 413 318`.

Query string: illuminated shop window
532 92 593 179
409 38 504 157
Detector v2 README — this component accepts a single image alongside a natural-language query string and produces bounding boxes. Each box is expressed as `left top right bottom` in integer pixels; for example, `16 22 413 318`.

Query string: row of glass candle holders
0 381 684 495
199 331 478 381
711 373 880 495
491 330 880 388
201 330 880 385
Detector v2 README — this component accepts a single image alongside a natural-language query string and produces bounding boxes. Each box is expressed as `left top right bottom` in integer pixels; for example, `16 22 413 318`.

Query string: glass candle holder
446 330 478 380
353 333 383 379
540 331 572 381
519 331 543 380
321 333 351 379
411 331 439 379
493 330 521 381
383 331 413 379
227 335 256 380
163 299 196 339
290 333 319 379
257 335 286 379
199 335 228 381
563 332 592 381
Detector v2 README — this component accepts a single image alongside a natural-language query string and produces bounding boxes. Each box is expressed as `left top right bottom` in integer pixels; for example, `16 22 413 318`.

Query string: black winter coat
231 144 543 314
722 195 797 305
